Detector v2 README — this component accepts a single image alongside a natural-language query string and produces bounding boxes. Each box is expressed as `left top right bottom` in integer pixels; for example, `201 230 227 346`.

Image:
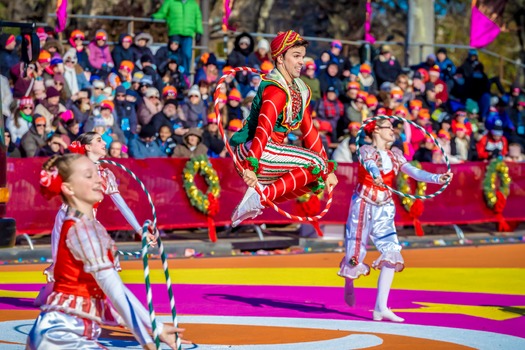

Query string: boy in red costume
229 30 338 226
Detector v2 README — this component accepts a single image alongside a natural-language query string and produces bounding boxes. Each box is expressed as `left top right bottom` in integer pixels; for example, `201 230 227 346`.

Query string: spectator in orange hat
260 60 274 74
436 128 462 163
345 81 360 102
118 60 134 84
68 29 90 70
407 108 433 153
162 85 178 101
226 119 243 140
357 63 377 94
111 33 134 71
365 94 378 114
409 99 423 120
227 88 243 123
389 88 404 111
0 33 20 77
20 115 47 157
88 29 114 79
451 123 476 162
203 112 226 158
393 106 409 119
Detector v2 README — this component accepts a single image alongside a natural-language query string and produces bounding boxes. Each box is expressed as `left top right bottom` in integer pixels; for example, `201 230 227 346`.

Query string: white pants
338 194 404 279
27 311 105 350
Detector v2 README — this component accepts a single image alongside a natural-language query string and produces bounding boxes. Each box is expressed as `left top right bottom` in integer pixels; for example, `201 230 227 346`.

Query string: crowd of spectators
1 23 524 164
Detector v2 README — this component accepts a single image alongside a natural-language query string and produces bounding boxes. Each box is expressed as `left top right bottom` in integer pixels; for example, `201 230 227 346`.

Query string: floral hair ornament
40 167 63 200
69 141 86 155
363 120 377 136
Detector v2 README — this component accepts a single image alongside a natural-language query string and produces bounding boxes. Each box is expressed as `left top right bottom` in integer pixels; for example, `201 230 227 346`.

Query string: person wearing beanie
155 34 182 73
139 53 161 89
68 29 90 70
428 65 448 106
88 29 114 79
228 30 338 228
114 85 138 139
299 60 321 103
373 44 402 86
148 99 180 135
63 48 91 97
162 85 178 100
111 33 134 70
6 96 34 145
132 32 154 66
181 85 207 128
226 88 243 124
451 122 477 162
138 87 163 126
435 47 456 82
251 38 272 67
202 112 226 158
0 33 20 78
357 62 377 94
128 124 166 158
161 54 189 98
34 87 67 134
20 115 47 157
226 32 260 87
172 127 208 158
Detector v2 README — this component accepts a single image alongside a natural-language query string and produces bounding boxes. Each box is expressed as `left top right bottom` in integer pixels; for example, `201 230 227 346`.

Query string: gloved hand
195 33 202 44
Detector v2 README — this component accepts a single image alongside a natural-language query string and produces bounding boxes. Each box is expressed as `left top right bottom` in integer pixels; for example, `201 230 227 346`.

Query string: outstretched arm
401 163 452 184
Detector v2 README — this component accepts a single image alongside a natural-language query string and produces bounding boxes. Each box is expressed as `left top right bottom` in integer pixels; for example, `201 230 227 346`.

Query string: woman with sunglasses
338 118 453 323
6 96 34 145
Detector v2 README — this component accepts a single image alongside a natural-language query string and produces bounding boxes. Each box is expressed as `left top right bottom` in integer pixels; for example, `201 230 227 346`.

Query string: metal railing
45 13 523 84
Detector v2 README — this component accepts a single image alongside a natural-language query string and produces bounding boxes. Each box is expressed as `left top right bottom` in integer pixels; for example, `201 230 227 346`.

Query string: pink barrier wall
6 158 525 235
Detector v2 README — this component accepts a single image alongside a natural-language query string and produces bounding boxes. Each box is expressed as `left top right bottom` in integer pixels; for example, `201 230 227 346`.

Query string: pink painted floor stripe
3 283 524 338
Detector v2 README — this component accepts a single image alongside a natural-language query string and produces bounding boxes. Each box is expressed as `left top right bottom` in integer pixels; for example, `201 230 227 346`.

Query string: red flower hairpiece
363 120 377 136
39 168 63 200
69 141 86 155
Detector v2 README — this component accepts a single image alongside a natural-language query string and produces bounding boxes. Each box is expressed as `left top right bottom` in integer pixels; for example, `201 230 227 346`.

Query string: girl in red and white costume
229 30 338 226
339 118 452 322
36 132 145 305
28 154 187 349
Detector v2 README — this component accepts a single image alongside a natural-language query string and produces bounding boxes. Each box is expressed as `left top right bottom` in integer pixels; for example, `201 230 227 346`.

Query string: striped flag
55 0 68 33
470 0 508 48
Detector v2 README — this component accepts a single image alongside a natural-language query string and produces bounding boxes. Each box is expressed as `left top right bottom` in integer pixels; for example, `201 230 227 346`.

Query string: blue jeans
179 35 193 74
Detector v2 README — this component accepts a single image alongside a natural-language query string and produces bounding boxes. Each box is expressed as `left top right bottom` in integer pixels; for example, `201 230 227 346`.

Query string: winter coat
202 129 225 156
111 34 135 69
373 54 402 86
128 138 166 159
6 112 31 144
181 99 206 127
149 111 175 133
300 76 321 102
115 100 138 134
0 34 20 78
20 125 46 157
151 0 203 37
226 33 259 85
87 41 113 70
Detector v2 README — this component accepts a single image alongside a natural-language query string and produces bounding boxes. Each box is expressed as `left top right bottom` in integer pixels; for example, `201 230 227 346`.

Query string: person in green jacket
152 0 203 74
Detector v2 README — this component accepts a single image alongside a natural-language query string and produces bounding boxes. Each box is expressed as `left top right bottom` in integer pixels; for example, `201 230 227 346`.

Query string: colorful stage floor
0 244 524 349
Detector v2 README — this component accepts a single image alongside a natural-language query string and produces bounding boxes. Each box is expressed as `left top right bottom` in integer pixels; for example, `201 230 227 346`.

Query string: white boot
344 278 356 307
231 185 265 227
373 266 404 322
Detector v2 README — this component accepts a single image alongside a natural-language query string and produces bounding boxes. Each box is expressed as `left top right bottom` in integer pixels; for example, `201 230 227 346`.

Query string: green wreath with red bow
483 159 511 232
183 155 221 241
396 161 427 236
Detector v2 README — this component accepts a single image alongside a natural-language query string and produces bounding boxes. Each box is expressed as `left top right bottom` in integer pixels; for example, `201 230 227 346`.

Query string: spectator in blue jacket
436 48 456 84
128 124 166 158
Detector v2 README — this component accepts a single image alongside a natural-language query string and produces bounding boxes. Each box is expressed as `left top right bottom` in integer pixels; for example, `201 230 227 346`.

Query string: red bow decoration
363 120 377 136
69 141 86 155
206 193 220 242
493 191 511 232
294 195 324 237
409 199 425 236
39 168 63 200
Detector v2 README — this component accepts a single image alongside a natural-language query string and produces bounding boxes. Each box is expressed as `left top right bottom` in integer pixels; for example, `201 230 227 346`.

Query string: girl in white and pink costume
338 118 452 322
36 131 144 305
28 153 186 349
